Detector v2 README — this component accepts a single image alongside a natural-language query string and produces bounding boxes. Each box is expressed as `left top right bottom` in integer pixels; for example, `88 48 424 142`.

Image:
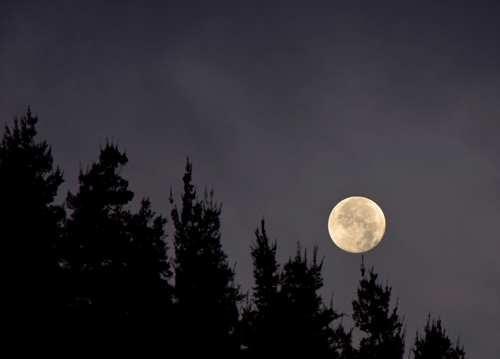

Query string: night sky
1 1 499 357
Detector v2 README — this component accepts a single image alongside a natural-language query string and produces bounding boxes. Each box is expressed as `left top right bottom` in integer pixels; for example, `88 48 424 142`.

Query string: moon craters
328 196 386 253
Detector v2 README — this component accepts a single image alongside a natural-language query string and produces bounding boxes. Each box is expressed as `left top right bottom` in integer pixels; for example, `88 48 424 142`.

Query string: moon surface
328 196 386 253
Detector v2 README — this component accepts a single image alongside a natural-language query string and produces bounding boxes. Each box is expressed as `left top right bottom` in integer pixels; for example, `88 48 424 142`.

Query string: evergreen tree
0 108 65 333
279 245 339 357
241 219 281 355
170 159 241 355
251 220 280 316
64 144 171 344
244 222 353 358
352 262 405 359
413 316 465 359
331 323 357 359
125 198 171 321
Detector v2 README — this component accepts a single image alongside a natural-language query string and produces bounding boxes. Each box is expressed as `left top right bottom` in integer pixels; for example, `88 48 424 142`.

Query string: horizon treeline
2 109 466 358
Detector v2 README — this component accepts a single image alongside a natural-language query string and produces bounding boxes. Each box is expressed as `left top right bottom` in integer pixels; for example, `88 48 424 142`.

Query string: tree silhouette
352 262 405 359
331 323 357 359
0 108 470 356
0 108 65 337
122 198 173 346
125 198 171 318
240 219 281 355
412 316 466 359
251 220 280 318
170 159 241 355
64 143 171 345
243 221 355 358
279 245 340 356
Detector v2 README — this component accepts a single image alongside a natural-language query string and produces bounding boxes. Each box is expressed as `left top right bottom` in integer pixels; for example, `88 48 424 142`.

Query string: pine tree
252 220 280 315
64 144 171 345
123 198 172 347
352 262 405 359
241 219 281 355
331 323 357 359
413 316 465 359
125 198 171 319
244 222 353 358
170 159 241 355
279 245 339 357
0 108 65 334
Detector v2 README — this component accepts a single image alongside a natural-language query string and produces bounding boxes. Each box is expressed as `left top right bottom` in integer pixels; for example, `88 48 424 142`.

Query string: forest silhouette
2 108 466 358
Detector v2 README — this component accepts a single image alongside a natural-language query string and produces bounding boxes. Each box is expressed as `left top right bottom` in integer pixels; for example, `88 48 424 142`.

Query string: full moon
328 196 386 253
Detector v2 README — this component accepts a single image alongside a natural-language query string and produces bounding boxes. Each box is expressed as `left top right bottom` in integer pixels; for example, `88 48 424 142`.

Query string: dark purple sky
1 1 499 357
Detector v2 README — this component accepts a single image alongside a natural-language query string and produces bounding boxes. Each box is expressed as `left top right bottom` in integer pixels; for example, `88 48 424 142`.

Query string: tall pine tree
64 144 171 346
413 316 465 359
0 108 65 335
170 159 241 355
352 261 405 359
279 245 340 357
244 221 354 358
240 220 281 355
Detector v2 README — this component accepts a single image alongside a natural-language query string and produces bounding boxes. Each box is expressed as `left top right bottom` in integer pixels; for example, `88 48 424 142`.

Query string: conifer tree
413 316 465 359
331 323 357 359
279 245 339 356
65 144 133 321
123 198 172 341
64 144 171 343
241 220 281 355
244 222 354 358
0 108 65 332
252 220 280 315
170 159 241 355
352 262 405 359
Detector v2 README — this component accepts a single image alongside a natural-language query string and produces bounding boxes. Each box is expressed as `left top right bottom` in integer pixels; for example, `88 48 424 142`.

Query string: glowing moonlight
328 196 386 253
